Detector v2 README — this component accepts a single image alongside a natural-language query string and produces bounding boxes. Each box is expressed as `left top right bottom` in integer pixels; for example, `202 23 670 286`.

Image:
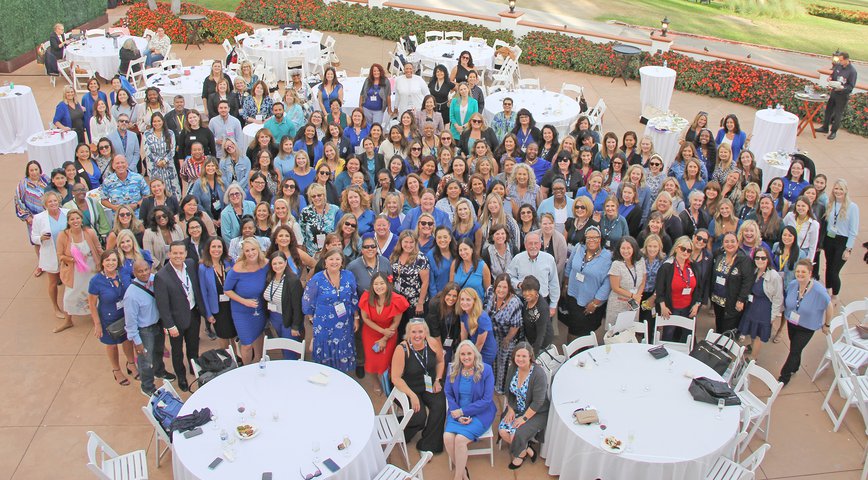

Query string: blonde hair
390 230 419 263
448 340 484 383
825 179 851 223
456 288 483 335
509 163 537 188
307 182 327 203
340 185 371 211
670 235 693 257
641 233 665 260
653 191 676 220
737 219 762 248
238 237 266 267
625 164 646 188
116 229 145 263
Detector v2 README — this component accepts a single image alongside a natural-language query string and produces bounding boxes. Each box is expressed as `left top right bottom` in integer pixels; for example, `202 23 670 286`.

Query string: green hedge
0 0 106 61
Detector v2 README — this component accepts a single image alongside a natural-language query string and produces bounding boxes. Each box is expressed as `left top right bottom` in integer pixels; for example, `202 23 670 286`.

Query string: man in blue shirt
521 143 550 181
100 155 150 218
264 102 294 143
124 260 174 397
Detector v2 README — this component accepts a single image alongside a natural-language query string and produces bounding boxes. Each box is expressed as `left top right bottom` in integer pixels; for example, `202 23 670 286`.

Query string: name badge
715 275 726 286
369 95 378 102
630 288 637 294
605 240 611 248
334 302 348 317
790 312 800 325
219 294 230 302
748 294 754 302
189 135 197 141
116 301 124 311
423 374 434 393
256 114 263 121
212 200 221 211
227 131 235 137
443 338 453 348
575 272 585 282
316 234 326 248
267 302 279 313
681 288 692 295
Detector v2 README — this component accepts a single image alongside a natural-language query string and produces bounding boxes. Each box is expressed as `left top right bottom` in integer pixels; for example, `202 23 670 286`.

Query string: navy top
88 273 131 323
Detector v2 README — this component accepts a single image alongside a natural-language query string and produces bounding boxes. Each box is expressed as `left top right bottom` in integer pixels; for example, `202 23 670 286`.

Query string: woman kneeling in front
498 342 548 469
444 340 496 480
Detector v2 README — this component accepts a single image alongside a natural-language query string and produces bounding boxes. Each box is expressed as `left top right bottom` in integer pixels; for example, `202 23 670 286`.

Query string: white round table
26 129 78 172
146 66 236 112
325 76 397 116
65 36 148 79
242 123 263 150
484 89 579 138
759 151 792 190
0 85 44 154
414 40 495 72
242 31 321 83
643 115 688 173
172 361 385 480
639 66 676 114
750 108 798 183
543 343 740 480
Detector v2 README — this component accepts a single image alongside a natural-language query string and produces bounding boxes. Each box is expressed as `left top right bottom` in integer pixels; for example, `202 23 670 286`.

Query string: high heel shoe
112 369 130 386
126 361 140 380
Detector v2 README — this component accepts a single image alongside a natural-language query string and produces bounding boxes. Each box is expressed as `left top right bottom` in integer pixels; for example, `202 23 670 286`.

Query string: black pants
713 303 741 334
45 51 60 75
559 294 606 337
822 93 849 133
639 291 655 342
780 322 816 379
404 389 446 453
169 308 201 382
661 306 694 343
823 234 848 295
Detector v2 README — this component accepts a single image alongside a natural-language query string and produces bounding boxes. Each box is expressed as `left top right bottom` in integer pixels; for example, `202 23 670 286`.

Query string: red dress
359 291 410 374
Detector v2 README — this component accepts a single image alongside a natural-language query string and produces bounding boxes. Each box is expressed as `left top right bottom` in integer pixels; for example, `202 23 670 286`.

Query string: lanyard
409 341 429 370
365 259 380 278
833 203 841 228
625 263 637 288
268 275 283 301
579 248 601 274
795 281 811 311
675 261 693 287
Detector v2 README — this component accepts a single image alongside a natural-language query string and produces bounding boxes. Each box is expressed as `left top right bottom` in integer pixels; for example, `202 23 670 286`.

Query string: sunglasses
229 192 242 197
576 205 587 210
679 246 693 253
118 212 132 218
461 56 469 60
419 221 435 227
411 147 422 151
362 244 377 250
755 256 768 261
345 223 357 228
695 236 708 243
520 210 532 215
318 171 330 176
650 162 662 167
98 145 111 150
586 235 601 241
471 119 482 123
154 214 167 220
284 184 296 189
310 193 324 198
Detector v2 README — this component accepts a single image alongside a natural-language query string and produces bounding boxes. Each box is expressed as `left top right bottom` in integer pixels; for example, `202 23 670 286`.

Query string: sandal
126 361 140 380
112 369 130 386
772 329 783 344
33 267 43 278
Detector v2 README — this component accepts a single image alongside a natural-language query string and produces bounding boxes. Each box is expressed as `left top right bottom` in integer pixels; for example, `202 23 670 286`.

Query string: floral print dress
302 270 359 372
498 365 534 435
142 129 181 197
484 289 524 394
299 204 340 256
391 253 430 308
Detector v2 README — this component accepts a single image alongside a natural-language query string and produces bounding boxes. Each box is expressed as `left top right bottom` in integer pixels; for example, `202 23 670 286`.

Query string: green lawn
184 0 240 12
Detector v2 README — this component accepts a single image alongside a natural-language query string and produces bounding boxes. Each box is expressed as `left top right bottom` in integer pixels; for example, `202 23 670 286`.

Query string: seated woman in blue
444 340 496 480
458 288 497 366
781 159 810 204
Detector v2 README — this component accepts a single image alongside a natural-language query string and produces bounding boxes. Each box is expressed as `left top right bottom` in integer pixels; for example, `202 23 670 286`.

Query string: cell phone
628 299 640 310
183 427 203 439
262 473 272 480
208 457 223 470
322 458 340 473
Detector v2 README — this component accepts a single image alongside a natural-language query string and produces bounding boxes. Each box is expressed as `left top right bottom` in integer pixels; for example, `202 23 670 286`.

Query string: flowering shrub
807 4 868 26
519 31 868 137
116 2 251 44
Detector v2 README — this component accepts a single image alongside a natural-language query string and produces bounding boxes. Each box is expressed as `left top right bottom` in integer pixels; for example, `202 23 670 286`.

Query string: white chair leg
812 356 830 381
400 439 410 469
154 434 160 467
489 436 494 467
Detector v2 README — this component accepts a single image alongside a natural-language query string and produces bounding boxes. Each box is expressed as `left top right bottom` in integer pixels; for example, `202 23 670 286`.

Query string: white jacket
761 269 784 320
30 209 69 273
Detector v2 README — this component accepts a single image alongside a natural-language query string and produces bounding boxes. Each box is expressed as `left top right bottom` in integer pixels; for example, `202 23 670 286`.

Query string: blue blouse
426 250 453 299
782 178 810 203
88 273 131 323
462 312 498 365
454 260 486 301
564 244 613 306
783 280 830 331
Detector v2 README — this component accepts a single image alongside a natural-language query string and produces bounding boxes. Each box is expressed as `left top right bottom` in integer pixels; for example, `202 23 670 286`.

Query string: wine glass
237 402 246 422
717 398 725 419
251 300 260 317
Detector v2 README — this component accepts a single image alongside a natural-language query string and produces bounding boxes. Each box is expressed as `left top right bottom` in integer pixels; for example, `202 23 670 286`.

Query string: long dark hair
511 108 535 133
149 111 173 151
366 272 393 306
453 237 480 272
149 205 176 232
777 225 800 271
266 251 288 283
201 236 229 267
432 226 456 266
435 281 460 318
266 224 303 271
23 160 43 179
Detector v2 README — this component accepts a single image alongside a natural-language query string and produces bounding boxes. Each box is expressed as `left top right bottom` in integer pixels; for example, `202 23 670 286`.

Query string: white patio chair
285 56 309 84
605 318 649 344
322 36 339 64
143 28 157 39
85 431 148 480
843 299 868 351
263 335 306 360
653 315 695 353
373 451 433 480
377 387 414 468
234 32 249 47
190 344 237 378
813 314 868 381
108 27 131 37
73 63 97 94
309 29 324 44
586 98 607 132
125 57 147 90
821 334 868 434
254 28 271 36
444 31 463 41
704 443 770 480
517 78 540 90
222 39 233 56
199 59 214 68
447 427 494 468
141 66 163 82
734 360 783 454
468 36 486 44
424 31 444 43
163 44 174 60
705 330 746 385
360 66 370 77
493 39 509 50
418 59 436 80
563 333 599 358
157 59 182 71
560 82 584 100
140 380 180 467
85 29 106 37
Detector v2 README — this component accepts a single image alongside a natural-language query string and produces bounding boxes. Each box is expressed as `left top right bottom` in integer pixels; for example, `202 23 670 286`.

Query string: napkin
573 408 599 425
308 372 330 385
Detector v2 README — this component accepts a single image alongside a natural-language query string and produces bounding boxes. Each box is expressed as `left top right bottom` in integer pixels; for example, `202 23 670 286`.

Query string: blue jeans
138 322 167 393
144 49 164 67
268 311 301 360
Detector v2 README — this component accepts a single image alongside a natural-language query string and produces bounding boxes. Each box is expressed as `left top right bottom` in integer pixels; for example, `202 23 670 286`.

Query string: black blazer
154 258 205 331
184 237 202 264
458 128 498 157
655 259 703 312
278 270 304 331
709 250 754 320
164 108 190 138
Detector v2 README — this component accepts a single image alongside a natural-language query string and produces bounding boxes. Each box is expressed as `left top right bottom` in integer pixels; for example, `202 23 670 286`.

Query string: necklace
461 368 474 378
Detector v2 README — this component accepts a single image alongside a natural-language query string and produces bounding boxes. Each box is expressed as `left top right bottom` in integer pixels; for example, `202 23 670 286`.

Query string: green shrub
0 0 105 61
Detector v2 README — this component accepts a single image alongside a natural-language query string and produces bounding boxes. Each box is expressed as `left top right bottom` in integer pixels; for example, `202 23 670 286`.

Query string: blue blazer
220 200 256 242
53 101 84 129
198 259 235 320
445 363 496 428
293 139 324 163
715 129 747 159
401 206 452 232
108 129 141 171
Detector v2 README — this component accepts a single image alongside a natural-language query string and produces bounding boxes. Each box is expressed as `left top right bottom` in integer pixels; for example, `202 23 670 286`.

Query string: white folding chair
254 28 271 36
843 299 868 351
190 345 237 378
126 57 147 89
586 98 607 132
109 27 131 37
418 59 436 80
143 28 157 39
490 59 516 91
812 314 868 381
359 66 370 77
704 444 770 480
309 29 324 44
424 31 444 43
605 317 649 344
86 28 106 37
285 56 309 85
705 330 746 385
563 333 599 358
263 335 306 360
222 39 233 56
322 36 338 64
234 32 249 47
142 66 164 82
157 59 182 71
200 59 214 68
821 335 868 434
373 451 433 480
561 82 584 100
517 78 540 90
85 431 149 480
444 31 463 41
73 63 97 94
468 36 486 44
493 39 509 50
511 45 523 62
653 315 695 353
163 43 174 61
140 380 180 468
734 360 783 454
377 388 413 468
447 428 495 468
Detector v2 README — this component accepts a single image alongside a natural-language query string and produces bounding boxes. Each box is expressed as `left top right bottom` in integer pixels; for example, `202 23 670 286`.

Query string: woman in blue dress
444 340 496 480
87 250 135 386
738 247 783 359
224 237 269 364
450 238 491 304
458 288 497 366
116 229 153 283
302 248 359 372
426 226 456 300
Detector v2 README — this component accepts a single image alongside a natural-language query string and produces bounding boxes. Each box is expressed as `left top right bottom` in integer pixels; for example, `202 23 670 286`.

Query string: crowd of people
23 30 861 478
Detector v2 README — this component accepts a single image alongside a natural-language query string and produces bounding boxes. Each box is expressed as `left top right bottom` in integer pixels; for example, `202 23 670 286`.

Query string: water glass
716 398 725 419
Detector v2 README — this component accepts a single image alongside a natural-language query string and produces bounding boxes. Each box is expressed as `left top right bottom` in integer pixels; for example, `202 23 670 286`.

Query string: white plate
600 436 624 454
829 80 843 89
235 423 260 440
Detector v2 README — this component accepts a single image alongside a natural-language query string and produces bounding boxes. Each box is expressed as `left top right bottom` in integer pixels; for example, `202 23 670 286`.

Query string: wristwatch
521 415 528 422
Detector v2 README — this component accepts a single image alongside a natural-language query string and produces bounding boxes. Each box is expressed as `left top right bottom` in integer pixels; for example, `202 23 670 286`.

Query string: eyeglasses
362 244 377 250
345 222 357 228
503 102 513 106
585 235 601 241
520 210 532 215
252 181 266 186
229 192 242 197
118 212 132 218
460 56 469 60
117 120 129 124
310 193 324 198
419 221 434 227
318 171 330 176
98 145 111 150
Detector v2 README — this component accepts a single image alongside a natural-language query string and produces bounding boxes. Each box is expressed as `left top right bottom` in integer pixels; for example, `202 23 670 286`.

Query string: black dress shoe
157 372 177 381
815 126 829 134
777 374 791 386
356 366 366 378
828 132 837 140
178 379 190 392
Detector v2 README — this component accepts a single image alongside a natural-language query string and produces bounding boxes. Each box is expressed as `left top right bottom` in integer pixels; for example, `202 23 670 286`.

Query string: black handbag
690 330 736 375
689 377 741 406
106 317 127 340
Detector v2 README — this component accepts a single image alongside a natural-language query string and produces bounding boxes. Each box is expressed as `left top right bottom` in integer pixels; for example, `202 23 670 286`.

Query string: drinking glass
716 398 725 419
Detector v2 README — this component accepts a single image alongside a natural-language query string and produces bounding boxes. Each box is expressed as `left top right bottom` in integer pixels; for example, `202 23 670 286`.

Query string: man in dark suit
155 240 204 391
164 95 190 139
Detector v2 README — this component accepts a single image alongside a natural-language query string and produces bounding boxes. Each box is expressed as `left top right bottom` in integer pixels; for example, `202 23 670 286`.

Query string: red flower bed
115 2 251 44
807 4 868 26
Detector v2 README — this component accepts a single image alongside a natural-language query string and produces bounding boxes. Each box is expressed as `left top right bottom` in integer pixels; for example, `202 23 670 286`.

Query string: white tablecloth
172 361 385 480
26 129 77 172
326 76 397 117
0 85 44 154
543 343 740 480
65 36 148 79
750 108 798 185
414 40 495 72
146 66 236 111
639 66 677 113
759 151 791 191
643 119 687 173
484 89 579 138
242 123 262 150
242 31 321 83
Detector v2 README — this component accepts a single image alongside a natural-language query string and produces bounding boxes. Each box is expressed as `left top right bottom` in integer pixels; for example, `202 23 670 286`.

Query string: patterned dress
391 253 430 308
497 366 534 435
15 175 49 244
142 129 181 197
302 270 358 372
299 204 341 256
484 289 523 394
